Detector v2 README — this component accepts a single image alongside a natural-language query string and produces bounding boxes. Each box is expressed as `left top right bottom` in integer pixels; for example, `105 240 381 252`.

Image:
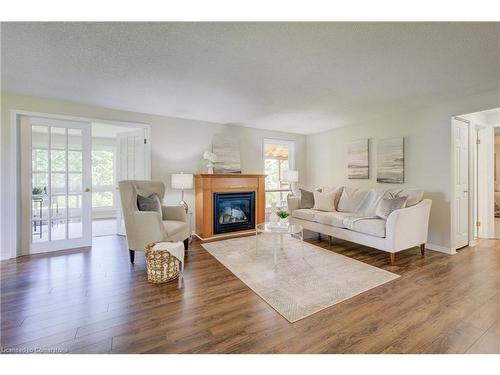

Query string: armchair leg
183 238 189 252
389 253 395 266
420 244 426 257
129 250 135 264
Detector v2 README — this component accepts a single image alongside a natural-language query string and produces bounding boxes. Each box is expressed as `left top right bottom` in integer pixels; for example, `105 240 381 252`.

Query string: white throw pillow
337 187 369 213
318 186 344 210
312 190 337 212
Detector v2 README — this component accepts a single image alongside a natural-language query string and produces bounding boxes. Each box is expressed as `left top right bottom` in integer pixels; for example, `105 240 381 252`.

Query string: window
92 148 115 209
263 139 295 208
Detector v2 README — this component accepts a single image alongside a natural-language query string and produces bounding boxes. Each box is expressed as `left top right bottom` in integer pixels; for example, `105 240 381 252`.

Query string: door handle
84 187 91 192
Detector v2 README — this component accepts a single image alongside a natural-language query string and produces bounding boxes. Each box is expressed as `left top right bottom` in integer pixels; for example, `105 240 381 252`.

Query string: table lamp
171 173 194 213
283 170 299 196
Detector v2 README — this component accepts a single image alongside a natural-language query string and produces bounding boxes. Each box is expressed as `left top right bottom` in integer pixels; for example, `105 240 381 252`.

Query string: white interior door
115 128 148 235
21 116 92 253
453 118 469 249
477 126 495 238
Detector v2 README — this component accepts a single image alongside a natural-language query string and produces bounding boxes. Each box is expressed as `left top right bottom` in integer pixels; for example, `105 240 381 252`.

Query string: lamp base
179 200 189 213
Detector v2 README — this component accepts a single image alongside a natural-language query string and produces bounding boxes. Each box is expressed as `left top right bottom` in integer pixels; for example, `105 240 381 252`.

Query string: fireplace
195 174 265 239
213 191 255 234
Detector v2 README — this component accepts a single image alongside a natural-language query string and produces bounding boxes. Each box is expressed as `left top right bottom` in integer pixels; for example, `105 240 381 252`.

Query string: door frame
450 116 474 253
7 109 151 259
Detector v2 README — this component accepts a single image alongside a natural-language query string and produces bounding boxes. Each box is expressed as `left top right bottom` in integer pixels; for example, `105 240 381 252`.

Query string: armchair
118 180 190 263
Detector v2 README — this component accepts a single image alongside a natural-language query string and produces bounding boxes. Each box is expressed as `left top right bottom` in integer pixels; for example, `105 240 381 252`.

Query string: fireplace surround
194 174 266 240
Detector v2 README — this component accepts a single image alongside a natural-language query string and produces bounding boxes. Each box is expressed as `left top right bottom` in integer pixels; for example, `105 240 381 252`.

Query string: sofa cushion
299 189 315 209
312 190 337 211
162 220 188 237
386 188 424 207
291 208 318 221
313 211 360 227
337 187 369 212
349 218 387 238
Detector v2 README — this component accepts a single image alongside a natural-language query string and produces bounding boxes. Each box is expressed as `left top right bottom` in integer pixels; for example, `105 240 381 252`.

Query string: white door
21 116 92 253
115 128 148 235
477 126 495 239
453 118 469 249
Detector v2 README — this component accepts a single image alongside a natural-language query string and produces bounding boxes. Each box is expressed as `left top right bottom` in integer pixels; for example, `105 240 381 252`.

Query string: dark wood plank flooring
1 235 499 354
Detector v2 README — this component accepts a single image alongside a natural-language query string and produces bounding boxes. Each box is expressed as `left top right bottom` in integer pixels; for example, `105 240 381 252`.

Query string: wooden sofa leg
389 253 395 266
183 238 189 251
420 244 426 257
129 250 135 264
317 233 321 241
328 236 332 247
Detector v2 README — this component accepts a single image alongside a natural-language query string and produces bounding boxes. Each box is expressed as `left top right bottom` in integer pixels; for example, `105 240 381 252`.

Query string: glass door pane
29 117 91 252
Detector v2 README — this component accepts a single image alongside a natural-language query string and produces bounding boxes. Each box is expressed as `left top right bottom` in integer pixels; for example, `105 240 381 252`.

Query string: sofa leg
129 250 135 264
317 233 321 241
389 253 395 266
328 236 332 247
420 244 426 257
183 238 189 252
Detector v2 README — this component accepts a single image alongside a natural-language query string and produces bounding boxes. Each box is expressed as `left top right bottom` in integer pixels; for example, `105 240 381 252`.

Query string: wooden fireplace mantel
194 174 266 240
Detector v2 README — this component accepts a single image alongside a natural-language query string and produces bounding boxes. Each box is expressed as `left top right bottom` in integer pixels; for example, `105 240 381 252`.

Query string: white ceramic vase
269 202 278 225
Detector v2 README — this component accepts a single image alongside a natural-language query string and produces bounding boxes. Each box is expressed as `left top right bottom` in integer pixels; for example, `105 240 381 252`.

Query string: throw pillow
299 189 315 209
319 186 344 210
137 193 162 215
376 196 408 220
312 190 336 211
337 187 369 212
386 188 424 207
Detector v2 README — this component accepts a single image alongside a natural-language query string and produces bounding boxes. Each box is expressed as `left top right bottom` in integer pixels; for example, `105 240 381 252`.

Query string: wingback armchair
118 180 190 263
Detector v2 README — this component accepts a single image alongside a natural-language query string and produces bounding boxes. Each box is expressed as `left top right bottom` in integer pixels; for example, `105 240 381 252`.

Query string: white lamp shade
283 170 299 183
171 173 193 189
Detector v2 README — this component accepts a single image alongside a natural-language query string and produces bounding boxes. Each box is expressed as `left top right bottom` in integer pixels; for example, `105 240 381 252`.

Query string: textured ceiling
1 22 499 134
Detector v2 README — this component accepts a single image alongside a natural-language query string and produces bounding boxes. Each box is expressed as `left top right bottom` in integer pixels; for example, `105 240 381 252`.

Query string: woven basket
144 242 181 283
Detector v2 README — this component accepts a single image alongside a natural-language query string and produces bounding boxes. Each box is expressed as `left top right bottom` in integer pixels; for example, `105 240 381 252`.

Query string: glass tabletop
255 222 303 234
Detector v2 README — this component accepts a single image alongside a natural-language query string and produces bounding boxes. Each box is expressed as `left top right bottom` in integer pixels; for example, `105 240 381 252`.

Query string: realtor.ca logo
1 346 68 354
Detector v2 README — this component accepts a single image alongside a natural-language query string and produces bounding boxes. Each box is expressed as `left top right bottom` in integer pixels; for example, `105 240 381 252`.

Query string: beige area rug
202 235 399 322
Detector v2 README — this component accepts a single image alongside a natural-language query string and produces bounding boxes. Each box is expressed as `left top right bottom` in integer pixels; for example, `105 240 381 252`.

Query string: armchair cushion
162 220 189 237
162 205 188 222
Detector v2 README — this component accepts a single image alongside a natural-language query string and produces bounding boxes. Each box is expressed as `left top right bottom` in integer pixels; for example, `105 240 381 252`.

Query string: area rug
202 235 399 322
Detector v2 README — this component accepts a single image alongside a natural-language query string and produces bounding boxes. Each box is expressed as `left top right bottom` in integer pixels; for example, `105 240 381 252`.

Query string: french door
21 116 92 253
115 128 147 235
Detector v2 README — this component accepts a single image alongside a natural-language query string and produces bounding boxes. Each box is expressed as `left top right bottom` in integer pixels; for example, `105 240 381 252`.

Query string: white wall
1 92 306 259
306 89 500 251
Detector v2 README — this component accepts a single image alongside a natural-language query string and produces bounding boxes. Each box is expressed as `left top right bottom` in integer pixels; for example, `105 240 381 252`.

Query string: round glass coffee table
255 222 304 266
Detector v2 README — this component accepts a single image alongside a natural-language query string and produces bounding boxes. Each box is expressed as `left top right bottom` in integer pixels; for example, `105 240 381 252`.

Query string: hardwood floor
1 234 499 354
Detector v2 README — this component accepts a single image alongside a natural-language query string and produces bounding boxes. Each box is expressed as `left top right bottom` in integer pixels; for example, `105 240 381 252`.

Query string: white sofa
288 187 432 265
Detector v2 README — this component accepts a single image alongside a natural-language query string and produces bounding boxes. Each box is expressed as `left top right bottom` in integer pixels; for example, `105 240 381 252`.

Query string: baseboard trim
426 243 456 255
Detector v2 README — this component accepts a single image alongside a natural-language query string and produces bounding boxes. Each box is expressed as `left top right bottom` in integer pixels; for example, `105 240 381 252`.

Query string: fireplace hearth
213 191 255 234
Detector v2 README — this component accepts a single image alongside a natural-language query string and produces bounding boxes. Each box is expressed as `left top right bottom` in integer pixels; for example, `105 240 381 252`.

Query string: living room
1 1 499 372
